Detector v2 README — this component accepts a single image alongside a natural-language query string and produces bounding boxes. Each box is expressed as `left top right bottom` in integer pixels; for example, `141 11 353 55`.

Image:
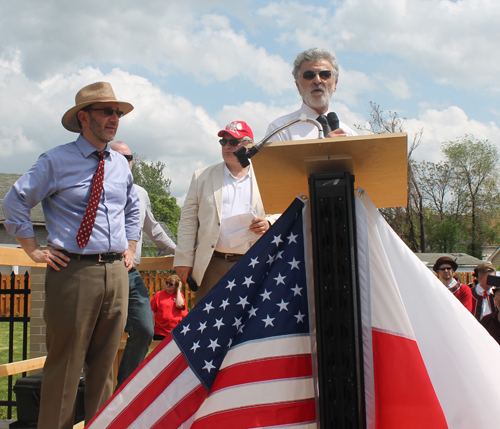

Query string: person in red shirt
433 256 473 313
151 274 188 340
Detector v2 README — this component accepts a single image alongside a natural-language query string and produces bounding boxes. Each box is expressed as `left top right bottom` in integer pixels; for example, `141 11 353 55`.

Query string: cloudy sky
1 0 500 204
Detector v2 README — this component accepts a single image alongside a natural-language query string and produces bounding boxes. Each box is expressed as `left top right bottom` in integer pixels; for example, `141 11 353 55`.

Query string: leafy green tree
413 136 500 256
131 154 181 239
442 135 500 257
150 194 181 239
132 158 172 198
424 214 465 253
357 105 500 257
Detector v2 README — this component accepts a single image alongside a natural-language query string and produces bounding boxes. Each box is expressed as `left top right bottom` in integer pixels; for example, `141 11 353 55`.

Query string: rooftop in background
414 253 484 272
0 173 45 224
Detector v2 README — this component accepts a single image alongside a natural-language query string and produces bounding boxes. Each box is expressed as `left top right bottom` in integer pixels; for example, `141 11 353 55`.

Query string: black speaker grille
309 172 365 428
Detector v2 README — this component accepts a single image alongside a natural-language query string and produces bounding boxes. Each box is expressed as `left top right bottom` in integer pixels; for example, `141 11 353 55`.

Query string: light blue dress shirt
3 135 141 254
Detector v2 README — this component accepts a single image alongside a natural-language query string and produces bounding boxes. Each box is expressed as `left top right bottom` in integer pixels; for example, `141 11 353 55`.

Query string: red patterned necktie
76 151 105 248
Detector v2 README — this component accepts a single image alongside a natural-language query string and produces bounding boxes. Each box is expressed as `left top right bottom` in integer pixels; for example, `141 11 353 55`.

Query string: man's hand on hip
17 238 70 271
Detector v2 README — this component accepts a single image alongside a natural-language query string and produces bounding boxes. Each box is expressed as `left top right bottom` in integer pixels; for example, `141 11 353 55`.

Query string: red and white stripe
87 335 315 429
356 188 500 429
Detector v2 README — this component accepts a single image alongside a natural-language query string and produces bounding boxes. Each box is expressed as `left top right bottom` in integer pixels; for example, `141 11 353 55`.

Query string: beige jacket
173 162 279 285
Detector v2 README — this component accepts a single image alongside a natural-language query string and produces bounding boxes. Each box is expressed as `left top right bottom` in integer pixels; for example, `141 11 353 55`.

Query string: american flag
87 196 316 428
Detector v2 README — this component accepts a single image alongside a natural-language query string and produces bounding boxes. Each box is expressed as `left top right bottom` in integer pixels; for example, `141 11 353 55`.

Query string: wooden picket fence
0 270 474 317
0 271 195 317
449 272 474 286
141 272 195 310
0 273 31 317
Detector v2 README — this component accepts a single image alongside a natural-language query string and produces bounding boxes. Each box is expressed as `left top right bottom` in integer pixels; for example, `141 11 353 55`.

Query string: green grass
0 322 30 420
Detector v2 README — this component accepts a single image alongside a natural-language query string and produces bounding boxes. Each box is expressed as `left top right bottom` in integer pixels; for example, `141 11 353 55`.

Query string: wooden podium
252 132 408 212
252 132 408 428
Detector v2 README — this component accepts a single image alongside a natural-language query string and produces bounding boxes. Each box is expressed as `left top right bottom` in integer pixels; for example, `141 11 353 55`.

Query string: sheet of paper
226 212 257 248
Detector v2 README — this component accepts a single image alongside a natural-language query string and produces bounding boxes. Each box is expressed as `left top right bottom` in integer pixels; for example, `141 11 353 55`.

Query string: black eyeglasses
219 138 243 147
122 154 133 161
438 267 453 271
85 107 125 118
302 70 333 80
166 282 176 286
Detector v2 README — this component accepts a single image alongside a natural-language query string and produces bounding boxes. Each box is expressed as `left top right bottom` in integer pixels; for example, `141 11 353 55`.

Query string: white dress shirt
265 102 357 142
215 164 255 254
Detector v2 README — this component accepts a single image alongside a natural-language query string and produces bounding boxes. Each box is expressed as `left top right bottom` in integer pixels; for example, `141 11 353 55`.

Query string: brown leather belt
213 250 243 262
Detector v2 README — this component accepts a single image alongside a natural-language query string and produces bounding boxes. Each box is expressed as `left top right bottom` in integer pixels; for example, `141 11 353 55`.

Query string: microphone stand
234 114 325 168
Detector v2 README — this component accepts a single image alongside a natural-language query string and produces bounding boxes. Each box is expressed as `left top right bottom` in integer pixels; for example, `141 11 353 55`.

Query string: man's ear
295 80 301 94
77 110 89 128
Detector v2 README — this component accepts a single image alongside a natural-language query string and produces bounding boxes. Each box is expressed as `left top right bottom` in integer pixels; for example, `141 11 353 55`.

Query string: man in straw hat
433 256 473 313
2 82 140 428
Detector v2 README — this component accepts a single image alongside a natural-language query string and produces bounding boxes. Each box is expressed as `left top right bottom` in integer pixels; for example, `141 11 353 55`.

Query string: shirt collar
300 102 331 118
75 134 110 158
223 162 252 181
476 284 494 296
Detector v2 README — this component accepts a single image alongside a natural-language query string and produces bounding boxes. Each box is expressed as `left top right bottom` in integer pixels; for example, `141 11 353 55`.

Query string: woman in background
151 274 188 340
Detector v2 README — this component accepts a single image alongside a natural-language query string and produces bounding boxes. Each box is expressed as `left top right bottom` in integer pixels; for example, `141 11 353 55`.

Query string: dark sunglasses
302 70 333 80
166 282 176 286
122 154 133 161
85 107 125 118
219 138 243 147
438 267 453 271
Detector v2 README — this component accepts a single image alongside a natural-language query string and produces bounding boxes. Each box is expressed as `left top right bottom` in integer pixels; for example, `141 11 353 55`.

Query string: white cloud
407 106 500 163
256 1 332 49
2 0 500 209
258 0 500 88
0 0 291 95
335 67 377 106
374 74 412 99
0 63 222 201
215 101 301 143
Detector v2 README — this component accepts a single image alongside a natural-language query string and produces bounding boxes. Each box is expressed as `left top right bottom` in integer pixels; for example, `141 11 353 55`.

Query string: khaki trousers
38 258 128 429
195 255 237 305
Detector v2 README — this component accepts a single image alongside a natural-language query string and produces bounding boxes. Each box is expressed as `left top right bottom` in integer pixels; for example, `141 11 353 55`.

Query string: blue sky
1 0 499 204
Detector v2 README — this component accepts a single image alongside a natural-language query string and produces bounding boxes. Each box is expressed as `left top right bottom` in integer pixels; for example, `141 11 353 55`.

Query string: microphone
327 112 340 132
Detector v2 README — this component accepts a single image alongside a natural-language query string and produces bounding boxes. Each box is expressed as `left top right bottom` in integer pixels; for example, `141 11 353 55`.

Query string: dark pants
115 269 154 390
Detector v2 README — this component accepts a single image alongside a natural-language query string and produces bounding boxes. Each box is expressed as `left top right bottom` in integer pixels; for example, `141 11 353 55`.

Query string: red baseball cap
217 121 254 140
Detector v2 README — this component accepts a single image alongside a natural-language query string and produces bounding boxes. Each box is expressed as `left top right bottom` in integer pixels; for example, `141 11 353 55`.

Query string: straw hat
61 82 134 133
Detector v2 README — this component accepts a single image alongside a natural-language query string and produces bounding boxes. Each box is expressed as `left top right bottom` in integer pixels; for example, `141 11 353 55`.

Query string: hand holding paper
226 213 269 248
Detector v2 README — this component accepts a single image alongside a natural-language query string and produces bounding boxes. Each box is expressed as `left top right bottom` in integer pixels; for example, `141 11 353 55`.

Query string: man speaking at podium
266 48 357 141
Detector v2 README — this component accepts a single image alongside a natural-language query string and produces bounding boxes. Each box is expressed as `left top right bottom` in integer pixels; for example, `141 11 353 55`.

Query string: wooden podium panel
252 132 407 212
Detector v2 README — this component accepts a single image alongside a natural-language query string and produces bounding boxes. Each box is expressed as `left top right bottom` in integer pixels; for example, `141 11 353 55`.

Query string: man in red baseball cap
174 121 279 304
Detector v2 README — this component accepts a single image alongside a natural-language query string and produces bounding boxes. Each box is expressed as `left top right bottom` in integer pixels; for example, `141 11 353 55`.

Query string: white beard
301 84 333 111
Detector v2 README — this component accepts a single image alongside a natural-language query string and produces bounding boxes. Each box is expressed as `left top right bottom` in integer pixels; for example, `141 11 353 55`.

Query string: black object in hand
187 274 199 292
486 274 500 287
327 112 340 131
